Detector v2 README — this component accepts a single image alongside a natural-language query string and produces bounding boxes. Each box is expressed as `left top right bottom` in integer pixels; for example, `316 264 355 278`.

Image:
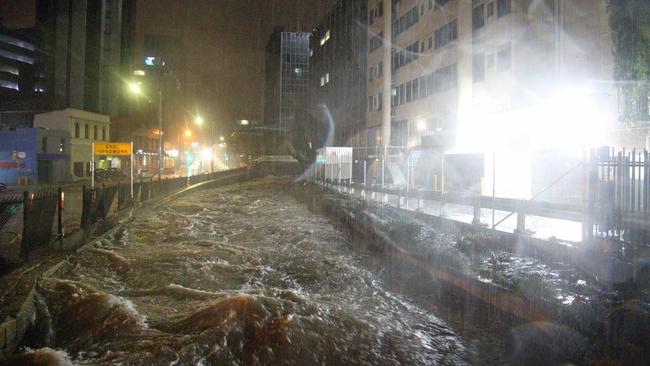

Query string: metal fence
1 169 247 261
587 147 650 253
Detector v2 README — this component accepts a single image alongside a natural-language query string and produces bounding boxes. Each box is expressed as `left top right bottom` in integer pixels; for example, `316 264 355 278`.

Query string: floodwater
35 177 468 365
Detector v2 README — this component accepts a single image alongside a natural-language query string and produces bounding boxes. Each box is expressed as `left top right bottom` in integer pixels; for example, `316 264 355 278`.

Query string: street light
128 82 142 94
126 80 163 180
184 129 192 138
194 114 215 173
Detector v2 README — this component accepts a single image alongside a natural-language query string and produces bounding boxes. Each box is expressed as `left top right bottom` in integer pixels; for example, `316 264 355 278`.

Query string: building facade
34 108 111 181
0 0 136 120
364 0 623 197
0 28 50 108
52 0 135 117
264 27 310 136
367 0 618 150
0 127 70 184
309 0 368 148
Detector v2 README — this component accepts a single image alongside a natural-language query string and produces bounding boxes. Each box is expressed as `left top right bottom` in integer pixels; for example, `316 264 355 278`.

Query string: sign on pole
91 142 134 198
93 143 132 156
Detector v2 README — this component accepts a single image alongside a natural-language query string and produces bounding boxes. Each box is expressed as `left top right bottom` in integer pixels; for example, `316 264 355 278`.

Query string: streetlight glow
220 136 225 142
195 115 204 125
184 129 192 138
128 82 142 94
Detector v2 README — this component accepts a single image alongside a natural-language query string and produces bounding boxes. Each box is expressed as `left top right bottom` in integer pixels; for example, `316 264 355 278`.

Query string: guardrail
312 177 584 239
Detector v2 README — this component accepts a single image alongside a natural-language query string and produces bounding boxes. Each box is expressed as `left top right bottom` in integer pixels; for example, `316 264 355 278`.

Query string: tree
608 0 650 122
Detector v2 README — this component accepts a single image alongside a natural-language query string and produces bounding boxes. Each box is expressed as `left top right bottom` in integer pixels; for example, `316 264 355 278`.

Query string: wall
0 128 37 184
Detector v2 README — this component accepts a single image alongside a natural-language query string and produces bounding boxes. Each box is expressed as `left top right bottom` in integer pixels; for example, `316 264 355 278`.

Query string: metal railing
1 169 248 261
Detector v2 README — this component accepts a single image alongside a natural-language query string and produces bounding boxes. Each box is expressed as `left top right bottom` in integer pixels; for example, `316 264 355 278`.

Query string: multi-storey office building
264 26 310 135
0 27 49 105
309 0 368 147
366 0 620 198
0 0 136 120
368 0 618 150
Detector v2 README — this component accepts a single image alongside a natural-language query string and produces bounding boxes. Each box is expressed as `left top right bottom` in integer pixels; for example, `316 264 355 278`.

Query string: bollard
20 191 30 260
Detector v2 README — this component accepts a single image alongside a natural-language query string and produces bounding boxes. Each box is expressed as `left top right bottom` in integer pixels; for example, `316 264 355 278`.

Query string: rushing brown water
33 177 468 365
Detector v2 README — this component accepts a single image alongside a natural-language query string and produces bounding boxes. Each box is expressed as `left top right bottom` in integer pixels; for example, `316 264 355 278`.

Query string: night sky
135 0 335 135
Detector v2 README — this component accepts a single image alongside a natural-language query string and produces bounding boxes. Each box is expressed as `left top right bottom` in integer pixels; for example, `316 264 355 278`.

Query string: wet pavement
36 177 469 365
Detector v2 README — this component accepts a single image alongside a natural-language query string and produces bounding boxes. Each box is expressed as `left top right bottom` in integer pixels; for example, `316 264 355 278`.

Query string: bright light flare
128 82 142 94
457 87 608 154
201 148 213 161
184 129 192 138
195 116 204 125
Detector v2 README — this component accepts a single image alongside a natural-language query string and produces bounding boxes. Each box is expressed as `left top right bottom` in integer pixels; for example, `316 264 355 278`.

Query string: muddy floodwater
36 177 468 365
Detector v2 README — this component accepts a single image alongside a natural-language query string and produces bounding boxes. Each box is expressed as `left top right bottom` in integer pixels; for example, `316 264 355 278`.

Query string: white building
34 108 111 181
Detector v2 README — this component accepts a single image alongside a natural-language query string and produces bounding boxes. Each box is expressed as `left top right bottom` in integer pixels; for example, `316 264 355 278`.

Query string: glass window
102 126 106 140
473 5 485 31
41 136 47 152
74 122 79 138
419 76 427 97
94 125 98 140
406 81 412 102
412 78 419 100
497 0 510 18
59 138 65 153
487 2 494 16
84 124 89 139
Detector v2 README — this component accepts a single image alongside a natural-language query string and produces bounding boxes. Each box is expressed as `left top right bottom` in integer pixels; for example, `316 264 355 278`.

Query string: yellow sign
93 142 131 156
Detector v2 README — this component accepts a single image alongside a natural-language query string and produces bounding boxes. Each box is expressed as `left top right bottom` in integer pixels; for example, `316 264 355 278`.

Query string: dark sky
135 0 335 135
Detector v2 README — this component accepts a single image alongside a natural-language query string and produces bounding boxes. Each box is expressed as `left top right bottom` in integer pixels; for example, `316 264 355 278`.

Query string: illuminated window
59 138 65 153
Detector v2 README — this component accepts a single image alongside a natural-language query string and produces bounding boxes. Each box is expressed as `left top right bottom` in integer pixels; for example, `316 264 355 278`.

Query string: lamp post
128 81 163 180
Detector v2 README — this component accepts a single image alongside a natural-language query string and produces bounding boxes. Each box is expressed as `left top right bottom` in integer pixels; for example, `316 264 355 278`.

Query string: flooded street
39 177 468 365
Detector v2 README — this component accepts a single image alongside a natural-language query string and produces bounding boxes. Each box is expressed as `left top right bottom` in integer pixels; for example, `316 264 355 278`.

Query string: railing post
440 192 446 217
516 208 526 234
472 197 481 225
381 157 386 203
20 190 30 260
57 187 64 243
